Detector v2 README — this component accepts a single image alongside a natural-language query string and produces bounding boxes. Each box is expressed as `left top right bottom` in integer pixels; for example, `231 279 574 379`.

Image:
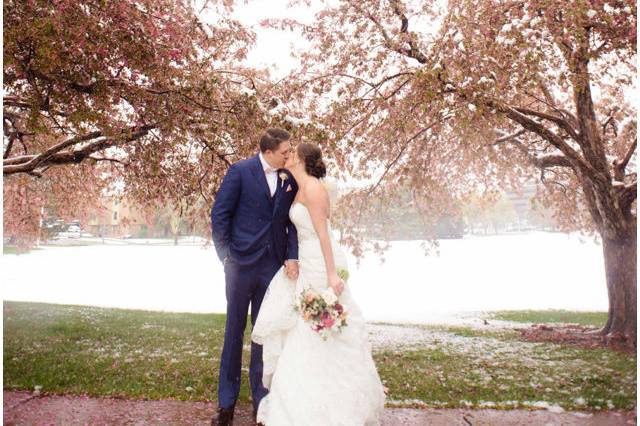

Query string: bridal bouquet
296 284 348 340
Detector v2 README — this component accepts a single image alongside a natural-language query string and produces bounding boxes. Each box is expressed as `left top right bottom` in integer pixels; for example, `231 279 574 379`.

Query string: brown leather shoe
212 406 234 426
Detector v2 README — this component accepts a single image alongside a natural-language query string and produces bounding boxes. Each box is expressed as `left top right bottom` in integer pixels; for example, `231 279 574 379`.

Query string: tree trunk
601 226 637 348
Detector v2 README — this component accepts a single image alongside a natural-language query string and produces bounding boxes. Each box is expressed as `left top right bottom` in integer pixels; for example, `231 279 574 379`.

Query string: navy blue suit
211 154 298 411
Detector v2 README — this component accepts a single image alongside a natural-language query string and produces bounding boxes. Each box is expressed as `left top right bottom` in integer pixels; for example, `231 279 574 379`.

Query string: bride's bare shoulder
304 178 329 206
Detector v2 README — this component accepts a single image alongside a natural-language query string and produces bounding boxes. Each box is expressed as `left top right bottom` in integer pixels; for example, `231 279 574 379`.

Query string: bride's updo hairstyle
297 143 326 179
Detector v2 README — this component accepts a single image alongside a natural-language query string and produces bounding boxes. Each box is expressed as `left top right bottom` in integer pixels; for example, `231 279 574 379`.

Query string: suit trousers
217 248 281 411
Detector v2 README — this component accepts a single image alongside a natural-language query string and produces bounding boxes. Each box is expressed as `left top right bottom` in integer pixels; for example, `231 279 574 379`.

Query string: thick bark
580 173 636 348
601 224 637 348
571 48 636 347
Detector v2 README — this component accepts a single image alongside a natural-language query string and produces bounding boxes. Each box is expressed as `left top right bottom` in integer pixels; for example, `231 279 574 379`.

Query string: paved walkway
3 391 636 425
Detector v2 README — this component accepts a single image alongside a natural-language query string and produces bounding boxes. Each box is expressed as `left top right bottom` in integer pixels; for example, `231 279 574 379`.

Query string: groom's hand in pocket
284 260 299 280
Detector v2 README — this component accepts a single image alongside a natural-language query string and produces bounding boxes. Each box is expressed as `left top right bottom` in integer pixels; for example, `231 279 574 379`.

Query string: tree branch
533 75 557 109
540 168 569 195
359 0 428 64
13 130 105 171
3 96 33 109
534 153 574 168
367 120 442 196
389 0 428 64
88 156 128 165
3 138 15 160
492 129 527 144
200 138 233 167
601 108 619 137
3 125 154 175
492 130 573 170
613 139 637 181
513 106 579 141
619 180 637 211
494 103 604 181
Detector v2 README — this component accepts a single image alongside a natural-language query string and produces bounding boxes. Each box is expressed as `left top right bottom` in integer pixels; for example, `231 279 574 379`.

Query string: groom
210 128 299 426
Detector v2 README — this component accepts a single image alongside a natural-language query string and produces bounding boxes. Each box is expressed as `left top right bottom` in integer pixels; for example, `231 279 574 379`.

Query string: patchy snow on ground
365 323 543 355
3 231 607 324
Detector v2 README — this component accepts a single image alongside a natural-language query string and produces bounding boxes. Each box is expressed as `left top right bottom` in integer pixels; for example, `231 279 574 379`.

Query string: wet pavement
3 391 636 425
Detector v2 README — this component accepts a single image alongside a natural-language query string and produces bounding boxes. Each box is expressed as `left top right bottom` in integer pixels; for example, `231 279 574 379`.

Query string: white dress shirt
259 152 278 197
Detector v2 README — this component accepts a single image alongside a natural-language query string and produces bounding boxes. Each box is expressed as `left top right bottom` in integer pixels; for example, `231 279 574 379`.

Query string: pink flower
322 317 335 328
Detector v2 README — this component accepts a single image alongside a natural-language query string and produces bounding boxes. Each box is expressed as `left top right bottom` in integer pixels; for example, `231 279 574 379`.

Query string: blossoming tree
283 0 637 345
3 0 279 244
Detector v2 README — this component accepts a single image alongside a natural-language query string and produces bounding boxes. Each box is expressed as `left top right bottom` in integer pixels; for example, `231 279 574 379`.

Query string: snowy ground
2 231 607 324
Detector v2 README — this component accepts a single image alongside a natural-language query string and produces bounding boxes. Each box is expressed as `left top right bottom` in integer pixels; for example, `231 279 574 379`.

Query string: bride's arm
306 180 344 295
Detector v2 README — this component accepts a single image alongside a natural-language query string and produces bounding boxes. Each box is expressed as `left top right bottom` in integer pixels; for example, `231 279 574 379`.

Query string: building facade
86 197 149 238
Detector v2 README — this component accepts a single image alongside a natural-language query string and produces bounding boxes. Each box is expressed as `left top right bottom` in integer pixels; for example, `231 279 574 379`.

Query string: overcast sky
200 0 321 79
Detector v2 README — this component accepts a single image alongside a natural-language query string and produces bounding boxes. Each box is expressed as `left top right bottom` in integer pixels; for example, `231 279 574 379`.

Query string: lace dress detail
251 203 386 426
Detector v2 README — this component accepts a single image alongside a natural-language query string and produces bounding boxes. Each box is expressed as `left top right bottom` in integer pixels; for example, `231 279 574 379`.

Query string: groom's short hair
260 128 290 153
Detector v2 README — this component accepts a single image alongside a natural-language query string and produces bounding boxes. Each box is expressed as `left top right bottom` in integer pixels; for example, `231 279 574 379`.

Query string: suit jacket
211 154 299 266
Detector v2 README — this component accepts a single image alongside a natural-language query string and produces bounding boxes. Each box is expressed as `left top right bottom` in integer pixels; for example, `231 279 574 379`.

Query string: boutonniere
279 172 288 188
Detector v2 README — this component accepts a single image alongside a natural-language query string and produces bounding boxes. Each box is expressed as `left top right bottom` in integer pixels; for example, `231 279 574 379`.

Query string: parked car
55 224 82 239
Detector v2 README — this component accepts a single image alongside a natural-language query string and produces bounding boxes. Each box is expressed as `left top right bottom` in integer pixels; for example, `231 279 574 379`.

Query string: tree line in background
28 183 556 245
3 0 636 346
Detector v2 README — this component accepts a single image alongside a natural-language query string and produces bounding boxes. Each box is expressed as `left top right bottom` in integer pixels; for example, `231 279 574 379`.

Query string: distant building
86 197 148 238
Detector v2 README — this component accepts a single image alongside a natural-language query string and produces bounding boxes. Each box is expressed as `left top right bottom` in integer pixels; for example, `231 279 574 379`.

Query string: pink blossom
322 317 335 328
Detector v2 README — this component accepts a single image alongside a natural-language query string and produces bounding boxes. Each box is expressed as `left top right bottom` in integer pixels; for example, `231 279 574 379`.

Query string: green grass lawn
3 246 43 255
488 310 608 327
4 302 635 410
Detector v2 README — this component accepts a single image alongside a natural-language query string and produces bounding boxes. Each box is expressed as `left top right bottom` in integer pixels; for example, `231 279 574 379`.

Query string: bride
252 142 386 425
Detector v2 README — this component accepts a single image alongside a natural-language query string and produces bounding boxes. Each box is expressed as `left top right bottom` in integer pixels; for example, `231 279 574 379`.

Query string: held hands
284 260 299 280
328 272 345 296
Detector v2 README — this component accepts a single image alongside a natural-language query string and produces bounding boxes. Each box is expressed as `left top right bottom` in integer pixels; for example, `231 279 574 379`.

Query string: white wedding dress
252 202 386 426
